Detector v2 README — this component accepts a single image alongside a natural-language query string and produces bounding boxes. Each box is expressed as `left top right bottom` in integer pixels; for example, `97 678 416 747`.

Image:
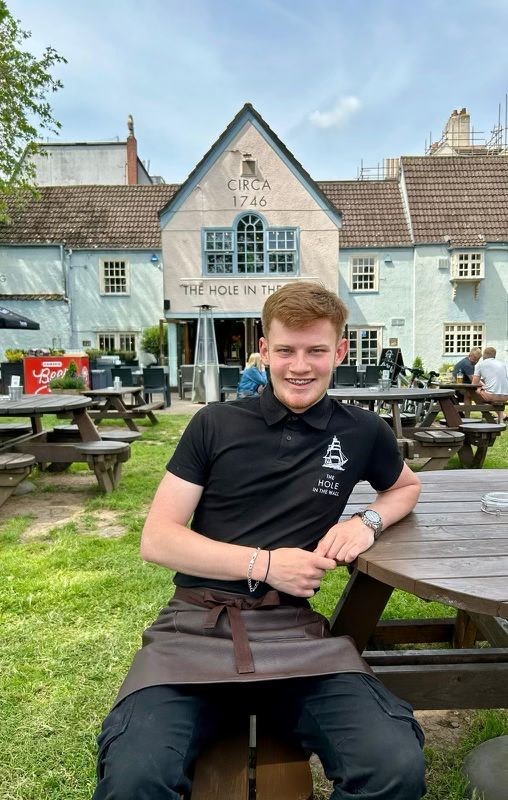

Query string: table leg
439 397 463 427
391 403 403 438
330 569 394 652
73 409 101 442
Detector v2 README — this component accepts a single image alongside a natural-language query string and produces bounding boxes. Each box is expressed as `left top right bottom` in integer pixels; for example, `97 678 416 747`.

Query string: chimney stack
444 108 471 149
126 114 137 185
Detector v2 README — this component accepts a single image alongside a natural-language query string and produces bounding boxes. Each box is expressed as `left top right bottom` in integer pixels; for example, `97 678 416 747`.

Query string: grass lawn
0 415 507 799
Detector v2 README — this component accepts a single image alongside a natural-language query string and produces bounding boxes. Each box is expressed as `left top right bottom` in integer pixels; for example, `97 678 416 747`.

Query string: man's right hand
262 548 336 597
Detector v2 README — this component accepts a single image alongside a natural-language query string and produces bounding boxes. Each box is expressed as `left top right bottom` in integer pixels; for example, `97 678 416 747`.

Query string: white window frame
349 256 379 292
443 323 485 355
202 216 299 276
100 259 130 295
98 332 137 352
450 251 484 280
345 326 382 365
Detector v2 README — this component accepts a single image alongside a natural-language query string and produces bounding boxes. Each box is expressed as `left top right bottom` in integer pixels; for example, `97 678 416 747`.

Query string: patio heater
192 305 219 403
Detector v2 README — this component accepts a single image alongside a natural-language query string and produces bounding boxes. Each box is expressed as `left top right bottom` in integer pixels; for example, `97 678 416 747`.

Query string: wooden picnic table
439 381 506 422
82 385 163 432
328 386 468 470
331 469 508 709
0 392 130 495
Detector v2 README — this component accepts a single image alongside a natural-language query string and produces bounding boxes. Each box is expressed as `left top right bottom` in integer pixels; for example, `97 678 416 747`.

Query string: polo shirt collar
260 384 334 430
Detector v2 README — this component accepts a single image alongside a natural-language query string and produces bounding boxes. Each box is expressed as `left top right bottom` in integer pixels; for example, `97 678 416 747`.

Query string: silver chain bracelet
247 547 261 593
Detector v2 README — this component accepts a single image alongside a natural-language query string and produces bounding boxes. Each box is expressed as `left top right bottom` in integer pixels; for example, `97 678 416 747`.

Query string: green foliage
84 349 103 361
140 325 166 362
412 355 425 372
0 1 67 222
118 350 137 363
4 347 26 362
49 360 85 390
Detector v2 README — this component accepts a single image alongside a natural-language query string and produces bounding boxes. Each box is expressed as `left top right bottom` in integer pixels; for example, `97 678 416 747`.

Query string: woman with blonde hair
237 352 268 398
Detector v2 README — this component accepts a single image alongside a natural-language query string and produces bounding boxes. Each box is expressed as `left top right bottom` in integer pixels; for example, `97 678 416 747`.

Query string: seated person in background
472 346 508 423
452 346 482 410
237 351 268 397
452 347 482 383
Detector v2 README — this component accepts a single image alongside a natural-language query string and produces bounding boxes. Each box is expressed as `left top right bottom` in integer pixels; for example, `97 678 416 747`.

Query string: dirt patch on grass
4 473 127 540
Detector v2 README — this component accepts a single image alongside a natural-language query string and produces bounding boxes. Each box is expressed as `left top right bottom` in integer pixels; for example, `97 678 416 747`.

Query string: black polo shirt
167 385 403 594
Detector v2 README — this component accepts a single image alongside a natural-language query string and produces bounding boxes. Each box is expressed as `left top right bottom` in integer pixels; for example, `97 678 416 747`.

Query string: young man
472 346 508 423
94 282 425 800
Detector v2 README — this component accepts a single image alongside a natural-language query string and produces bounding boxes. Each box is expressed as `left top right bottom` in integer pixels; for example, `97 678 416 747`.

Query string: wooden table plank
363 539 508 560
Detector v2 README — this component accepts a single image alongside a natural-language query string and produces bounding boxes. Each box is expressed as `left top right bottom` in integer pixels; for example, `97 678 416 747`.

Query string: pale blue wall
68 250 164 349
0 245 70 358
414 244 508 370
0 245 163 360
338 248 415 363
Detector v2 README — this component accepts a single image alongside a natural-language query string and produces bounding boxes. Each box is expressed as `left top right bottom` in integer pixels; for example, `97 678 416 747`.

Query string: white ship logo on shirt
322 436 348 471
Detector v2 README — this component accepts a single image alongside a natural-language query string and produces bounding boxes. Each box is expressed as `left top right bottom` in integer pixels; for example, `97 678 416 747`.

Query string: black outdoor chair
219 365 241 401
334 365 357 387
364 365 382 386
142 367 170 407
111 366 133 386
178 365 194 400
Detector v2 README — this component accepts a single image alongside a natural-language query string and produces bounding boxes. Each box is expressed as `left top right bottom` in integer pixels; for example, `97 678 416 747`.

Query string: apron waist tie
174 587 286 675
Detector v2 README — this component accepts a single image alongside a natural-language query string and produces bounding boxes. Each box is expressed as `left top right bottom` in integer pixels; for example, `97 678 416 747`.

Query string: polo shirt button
286 434 292 441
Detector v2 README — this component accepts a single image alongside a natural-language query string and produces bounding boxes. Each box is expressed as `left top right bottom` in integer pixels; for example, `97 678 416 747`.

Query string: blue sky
11 0 508 182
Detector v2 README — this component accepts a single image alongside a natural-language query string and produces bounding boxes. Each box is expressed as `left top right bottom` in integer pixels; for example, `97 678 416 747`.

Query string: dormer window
450 251 484 299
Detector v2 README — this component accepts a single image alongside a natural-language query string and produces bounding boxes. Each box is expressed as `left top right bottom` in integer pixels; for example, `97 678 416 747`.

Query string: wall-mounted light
150 254 159 264
383 254 393 263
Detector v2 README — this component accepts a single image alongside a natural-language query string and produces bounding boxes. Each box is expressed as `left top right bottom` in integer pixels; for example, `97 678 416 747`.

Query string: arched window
237 214 264 274
203 216 298 275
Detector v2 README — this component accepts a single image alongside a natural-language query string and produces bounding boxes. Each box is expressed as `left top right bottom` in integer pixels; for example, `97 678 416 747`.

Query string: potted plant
1 349 26 393
49 360 86 394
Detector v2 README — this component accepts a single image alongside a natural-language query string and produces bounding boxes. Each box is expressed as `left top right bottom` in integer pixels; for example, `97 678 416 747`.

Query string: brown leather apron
114 587 372 707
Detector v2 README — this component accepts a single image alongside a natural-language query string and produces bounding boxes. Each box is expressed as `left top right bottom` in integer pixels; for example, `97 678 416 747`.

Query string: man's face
259 318 348 413
469 353 481 364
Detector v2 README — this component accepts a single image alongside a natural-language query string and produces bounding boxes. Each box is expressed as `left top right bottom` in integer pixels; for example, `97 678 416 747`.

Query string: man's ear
259 337 269 365
335 338 348 367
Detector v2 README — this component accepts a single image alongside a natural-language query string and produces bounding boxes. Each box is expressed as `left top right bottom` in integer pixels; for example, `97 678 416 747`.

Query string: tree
0 1 66 222
141 325 167 364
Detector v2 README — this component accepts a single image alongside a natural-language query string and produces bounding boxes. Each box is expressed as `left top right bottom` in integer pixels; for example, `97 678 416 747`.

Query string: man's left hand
313 517 374 564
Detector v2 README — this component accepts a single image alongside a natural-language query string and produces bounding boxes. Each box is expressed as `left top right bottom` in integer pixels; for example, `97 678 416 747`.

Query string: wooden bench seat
51 425 141 444
0 452 36 506
88 400 163 429
0 422 32 439
458 422 506 468
189 715 313 800
74 441 130 492
402 428 465 470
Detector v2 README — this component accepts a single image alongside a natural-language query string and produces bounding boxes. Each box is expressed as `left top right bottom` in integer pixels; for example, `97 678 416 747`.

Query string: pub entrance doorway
176 318 263 367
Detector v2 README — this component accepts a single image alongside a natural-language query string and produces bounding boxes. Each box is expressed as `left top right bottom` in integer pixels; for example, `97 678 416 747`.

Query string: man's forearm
369 481 421 530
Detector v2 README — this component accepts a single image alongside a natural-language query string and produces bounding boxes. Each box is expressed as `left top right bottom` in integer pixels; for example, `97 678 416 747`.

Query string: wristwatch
351 509 383 539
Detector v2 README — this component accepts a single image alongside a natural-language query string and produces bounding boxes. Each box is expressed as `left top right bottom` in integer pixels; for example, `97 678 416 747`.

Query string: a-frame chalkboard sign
378 348 404 382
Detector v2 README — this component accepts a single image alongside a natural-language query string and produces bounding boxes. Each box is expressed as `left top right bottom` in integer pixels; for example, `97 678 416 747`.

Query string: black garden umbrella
0 306 40 330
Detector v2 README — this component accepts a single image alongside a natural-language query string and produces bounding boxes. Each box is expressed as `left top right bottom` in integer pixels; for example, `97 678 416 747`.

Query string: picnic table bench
82 386 163 432
0 393 131 497
0 451 36 505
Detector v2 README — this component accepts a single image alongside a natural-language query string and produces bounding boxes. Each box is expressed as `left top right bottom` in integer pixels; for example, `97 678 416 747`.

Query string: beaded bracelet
247 547 261 593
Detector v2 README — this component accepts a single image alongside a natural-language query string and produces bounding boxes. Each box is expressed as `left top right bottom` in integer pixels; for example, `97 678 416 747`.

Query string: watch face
364 510 381 525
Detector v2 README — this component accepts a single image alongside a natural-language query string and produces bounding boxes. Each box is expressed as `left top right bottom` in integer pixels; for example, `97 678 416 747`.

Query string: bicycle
378 360 440 425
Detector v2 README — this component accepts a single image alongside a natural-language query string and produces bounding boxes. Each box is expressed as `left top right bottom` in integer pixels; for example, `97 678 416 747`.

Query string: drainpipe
62 245 76 348
412 249 416 364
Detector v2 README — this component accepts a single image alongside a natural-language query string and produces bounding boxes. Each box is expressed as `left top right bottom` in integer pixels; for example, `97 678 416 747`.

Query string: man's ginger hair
483 346 496 359
262 282 348 339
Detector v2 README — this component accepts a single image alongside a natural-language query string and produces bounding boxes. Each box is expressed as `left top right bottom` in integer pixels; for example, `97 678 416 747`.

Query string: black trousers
94 673 426 800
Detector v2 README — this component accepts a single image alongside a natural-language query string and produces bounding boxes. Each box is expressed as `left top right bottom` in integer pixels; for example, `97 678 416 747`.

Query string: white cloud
308 96 362 129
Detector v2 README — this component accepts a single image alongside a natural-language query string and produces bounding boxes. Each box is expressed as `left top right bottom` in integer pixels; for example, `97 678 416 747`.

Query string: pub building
159 103 342 376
